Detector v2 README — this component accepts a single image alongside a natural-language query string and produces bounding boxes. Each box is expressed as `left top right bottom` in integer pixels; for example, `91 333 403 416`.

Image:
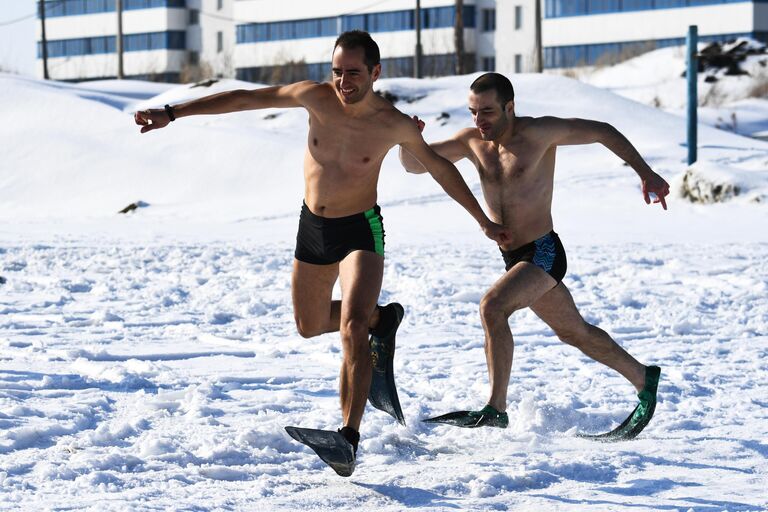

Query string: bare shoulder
385 105 423 135
292 80 335 102
520 115 566 131
454 126 481 143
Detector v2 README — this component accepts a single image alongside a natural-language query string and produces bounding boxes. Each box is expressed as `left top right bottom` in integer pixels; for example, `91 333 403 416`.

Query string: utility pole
117 0 124 79
534 0 543 72
454 0 465 75
687 25 698 165
414 0 422 78
39 0 49 79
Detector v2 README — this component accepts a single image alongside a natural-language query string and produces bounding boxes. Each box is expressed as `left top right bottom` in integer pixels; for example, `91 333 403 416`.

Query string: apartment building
35 0 767 82
36 0 234 81
232 0 496 83
541 0 768 69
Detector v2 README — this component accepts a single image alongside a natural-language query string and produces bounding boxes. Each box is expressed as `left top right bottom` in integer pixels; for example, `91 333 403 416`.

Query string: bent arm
398 119 472 174
546 117 670 209
398 123 509 244
400 138 472 174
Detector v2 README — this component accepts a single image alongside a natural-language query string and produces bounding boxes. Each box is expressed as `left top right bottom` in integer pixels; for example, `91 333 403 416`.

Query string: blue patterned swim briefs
499 231 567 284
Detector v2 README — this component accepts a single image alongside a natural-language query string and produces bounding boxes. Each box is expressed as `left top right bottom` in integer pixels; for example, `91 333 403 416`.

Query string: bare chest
474 141 550 185
307 112 395 172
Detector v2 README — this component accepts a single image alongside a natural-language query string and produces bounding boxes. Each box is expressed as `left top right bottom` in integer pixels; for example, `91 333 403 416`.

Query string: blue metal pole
687 25 698 166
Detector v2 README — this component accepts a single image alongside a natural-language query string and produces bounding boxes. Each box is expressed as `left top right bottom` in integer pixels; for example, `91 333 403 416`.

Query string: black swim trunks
500 231 567 284
295 202 385 265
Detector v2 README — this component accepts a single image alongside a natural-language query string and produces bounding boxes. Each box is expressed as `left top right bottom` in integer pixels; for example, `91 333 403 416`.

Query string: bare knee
340 316 370 356
295 316 323 339
480 292 515 325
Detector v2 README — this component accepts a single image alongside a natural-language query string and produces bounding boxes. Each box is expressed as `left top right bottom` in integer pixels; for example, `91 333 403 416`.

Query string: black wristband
164 104 176 122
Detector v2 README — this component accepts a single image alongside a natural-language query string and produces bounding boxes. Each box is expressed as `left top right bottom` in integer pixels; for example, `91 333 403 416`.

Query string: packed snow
1 45 767 511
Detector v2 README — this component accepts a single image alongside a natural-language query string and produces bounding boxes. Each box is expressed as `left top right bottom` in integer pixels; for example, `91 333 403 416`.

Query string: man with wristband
134 31 510 475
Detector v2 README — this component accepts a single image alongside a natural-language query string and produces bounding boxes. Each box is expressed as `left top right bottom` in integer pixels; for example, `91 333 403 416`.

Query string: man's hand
641 172 670 210
411 115 425 133
481 220 512 246
134 109 171 134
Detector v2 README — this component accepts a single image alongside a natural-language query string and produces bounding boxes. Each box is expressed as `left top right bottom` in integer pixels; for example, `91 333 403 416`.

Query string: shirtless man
134 32 509 474
400 73 669 438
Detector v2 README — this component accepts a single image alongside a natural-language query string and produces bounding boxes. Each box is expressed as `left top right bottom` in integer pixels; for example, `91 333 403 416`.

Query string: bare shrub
747 70 768 99
180 60 214 84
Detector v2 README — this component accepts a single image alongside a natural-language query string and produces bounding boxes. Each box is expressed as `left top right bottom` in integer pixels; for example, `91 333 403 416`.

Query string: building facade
35 0 767 82
36 0 235 81
541 0 768 69
232 0 486 83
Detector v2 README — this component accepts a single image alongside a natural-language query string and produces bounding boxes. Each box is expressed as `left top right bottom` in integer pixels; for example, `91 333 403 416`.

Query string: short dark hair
333 30 380 72
470 73 515 108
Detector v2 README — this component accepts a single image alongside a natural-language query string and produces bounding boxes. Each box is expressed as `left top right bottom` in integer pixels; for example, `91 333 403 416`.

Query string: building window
42 0 186 18
514 54 523 73
515 5 523 30
189 9 199 25
482 56 495 71
481 9 496 32
543 0 747 19
38 31 186 58
189 51 199 65
237 6 477 44
217 0 223 10
217 31 223 53
541 31 757 69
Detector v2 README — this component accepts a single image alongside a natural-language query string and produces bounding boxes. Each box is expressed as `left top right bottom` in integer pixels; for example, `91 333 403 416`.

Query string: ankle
339 426 360 454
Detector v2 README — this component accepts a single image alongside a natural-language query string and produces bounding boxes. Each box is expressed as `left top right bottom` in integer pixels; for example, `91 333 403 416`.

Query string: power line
0 0 66 27
0 13 36 27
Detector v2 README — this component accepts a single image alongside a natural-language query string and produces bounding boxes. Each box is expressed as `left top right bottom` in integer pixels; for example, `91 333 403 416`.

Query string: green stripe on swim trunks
364 208 385 257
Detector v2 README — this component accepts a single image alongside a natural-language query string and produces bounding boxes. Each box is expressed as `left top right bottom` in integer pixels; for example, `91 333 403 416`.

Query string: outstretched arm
543 117 670 209
134 80 317 133
397 117 510 245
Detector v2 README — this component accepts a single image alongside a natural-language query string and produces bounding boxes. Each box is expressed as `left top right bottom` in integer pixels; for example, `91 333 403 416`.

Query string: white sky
0 0 36 75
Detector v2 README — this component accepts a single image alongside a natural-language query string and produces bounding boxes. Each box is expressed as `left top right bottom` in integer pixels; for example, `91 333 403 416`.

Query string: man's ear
505 100 515 117
371 63 382 82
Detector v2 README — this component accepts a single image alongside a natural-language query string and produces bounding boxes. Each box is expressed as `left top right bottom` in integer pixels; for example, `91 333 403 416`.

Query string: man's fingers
659 192 668 210
411 115 425 132
642 182 650 204
140 124 154 134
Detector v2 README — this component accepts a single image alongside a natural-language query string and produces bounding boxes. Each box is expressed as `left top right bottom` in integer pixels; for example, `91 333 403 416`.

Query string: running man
400 73 669 438
134 32 510 474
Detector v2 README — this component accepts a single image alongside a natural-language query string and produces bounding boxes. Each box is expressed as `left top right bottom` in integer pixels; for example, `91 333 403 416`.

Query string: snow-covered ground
1 55 767 511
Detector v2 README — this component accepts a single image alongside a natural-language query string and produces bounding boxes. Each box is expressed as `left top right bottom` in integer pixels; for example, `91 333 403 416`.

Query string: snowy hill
1 70 766 243
579 38 768 140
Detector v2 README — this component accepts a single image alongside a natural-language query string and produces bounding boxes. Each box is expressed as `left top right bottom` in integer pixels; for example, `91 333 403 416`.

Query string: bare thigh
338 250 383 326
483 262 559 315
292 259 339 335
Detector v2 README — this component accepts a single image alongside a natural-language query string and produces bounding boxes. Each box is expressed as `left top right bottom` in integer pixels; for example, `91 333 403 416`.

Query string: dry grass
746 70 768 99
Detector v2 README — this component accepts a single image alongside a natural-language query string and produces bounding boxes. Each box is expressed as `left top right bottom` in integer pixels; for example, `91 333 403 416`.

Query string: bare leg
292 259 381 338
337 250 384 430
530 283 646 392
480 262 559 412
291 259 340 338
